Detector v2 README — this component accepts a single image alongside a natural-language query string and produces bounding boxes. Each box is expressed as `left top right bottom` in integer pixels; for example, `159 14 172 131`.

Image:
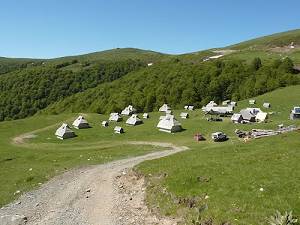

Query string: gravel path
0 141 188 225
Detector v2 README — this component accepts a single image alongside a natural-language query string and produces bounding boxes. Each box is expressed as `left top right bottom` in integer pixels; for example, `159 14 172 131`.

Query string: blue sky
0 0 299 58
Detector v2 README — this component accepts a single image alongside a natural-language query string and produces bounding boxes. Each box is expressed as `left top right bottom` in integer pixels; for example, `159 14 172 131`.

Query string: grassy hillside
228 29 300 50
0 85 300 224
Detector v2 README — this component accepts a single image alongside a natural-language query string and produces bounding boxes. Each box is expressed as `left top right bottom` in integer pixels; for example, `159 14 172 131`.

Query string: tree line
0 59 145 121
43 57 299 115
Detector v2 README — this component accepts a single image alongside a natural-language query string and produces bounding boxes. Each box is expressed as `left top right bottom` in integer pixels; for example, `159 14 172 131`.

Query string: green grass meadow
0 85 300 224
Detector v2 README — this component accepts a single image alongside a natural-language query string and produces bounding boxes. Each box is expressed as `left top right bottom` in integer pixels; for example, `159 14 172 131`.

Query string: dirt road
0 142 188 225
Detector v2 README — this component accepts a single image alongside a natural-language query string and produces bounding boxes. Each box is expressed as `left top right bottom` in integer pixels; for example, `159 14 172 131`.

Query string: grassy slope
136 85 300 224
0 48 171 74
0 85 300 224
228 29 300 50
2 29 300 75
0 113 164 206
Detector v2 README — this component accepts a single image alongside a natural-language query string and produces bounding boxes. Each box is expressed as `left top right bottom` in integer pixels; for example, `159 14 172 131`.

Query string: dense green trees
0 59 145 120
44 57 299 115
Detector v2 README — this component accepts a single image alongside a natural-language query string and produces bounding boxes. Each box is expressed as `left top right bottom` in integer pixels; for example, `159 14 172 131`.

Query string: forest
43 57 299 115
0 59 145 120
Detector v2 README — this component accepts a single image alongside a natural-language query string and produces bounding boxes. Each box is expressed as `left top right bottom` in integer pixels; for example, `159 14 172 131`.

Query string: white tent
126 114 143 126
114 126 124 134
72 116 90 129
102 121 108 127
109 113 122 122
157 115 182 133
240 109 256 122
249 99 256 105
230 101 237 106
263 103 271 108
231 113 243 123
55 123 75 140
121 105 137 116
256 112 268 123
159 104 171 112
180 112 189 119
184 105 194 111
143 113 149 119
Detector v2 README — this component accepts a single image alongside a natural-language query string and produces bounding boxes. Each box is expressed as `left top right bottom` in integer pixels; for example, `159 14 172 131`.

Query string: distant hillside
228 29 300 50
0 57 41 75
0 48 169 74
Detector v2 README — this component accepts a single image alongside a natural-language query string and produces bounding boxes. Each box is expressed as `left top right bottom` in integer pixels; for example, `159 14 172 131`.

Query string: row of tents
231 108 268 124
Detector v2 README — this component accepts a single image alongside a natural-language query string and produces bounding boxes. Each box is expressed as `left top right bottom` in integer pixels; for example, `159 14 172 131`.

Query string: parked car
211 132 228 142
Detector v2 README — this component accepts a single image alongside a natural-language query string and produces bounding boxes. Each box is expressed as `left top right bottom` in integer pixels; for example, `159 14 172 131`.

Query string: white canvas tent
256 112 268 123
55 123 75 140
143 113 149 119
230 101 237 106
180 112 189 119
249 99 256 105
240 109 256 122
231 113 243 123
159 104 171 112
109 113 122 122
157 115 182 133
121 105 137 116
263 103 271 108
72 115 90 129
184 105 194 111
114 126 124 134
102 121 108 127
126 114 143 126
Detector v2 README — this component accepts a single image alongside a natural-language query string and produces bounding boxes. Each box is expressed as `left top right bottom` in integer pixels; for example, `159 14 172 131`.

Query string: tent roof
157 115 181 130
72 115 89 127
55 123 74 136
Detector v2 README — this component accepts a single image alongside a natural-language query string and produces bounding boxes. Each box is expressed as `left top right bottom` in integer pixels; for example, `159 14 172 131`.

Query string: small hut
263 103 271 108
121 105 137 116
55 123 76 140
159 104 171 112
184 105 194 110
231 113 243 123
102 121 109 127
157 115 182 133
230 101 237 106
109 113 122 122
256 112 268 123
249 99 256 105
72 115 90 129
142 113 149 119
180 112 189 119
126 114 143 126
114 126 124 134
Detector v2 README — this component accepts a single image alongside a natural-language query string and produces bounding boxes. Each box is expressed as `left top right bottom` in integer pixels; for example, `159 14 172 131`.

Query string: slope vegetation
43 57 299 115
